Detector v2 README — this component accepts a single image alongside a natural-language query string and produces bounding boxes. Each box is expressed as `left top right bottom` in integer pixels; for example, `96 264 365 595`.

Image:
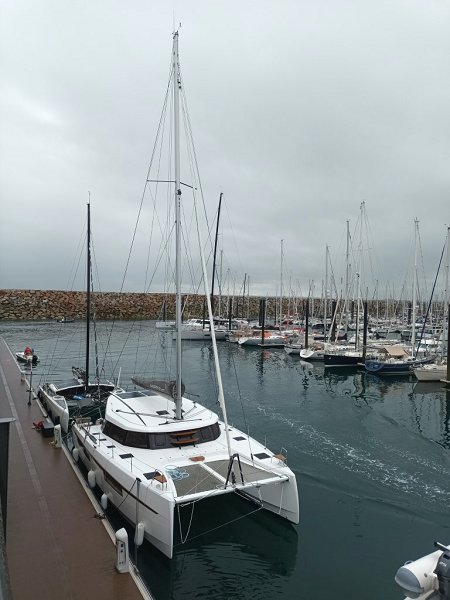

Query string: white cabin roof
105 390 218 433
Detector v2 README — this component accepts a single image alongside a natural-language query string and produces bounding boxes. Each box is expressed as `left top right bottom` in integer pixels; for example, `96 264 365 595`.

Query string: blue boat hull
365 356 434 375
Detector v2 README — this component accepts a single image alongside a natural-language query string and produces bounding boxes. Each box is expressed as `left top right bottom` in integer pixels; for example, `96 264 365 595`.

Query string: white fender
72 447 79 462
87 470 96 489
101 494 108 510
53 424 62 448
134 521 145 547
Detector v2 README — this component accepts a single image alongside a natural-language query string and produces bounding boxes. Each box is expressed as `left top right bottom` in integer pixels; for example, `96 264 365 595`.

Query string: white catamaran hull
71 404 299 559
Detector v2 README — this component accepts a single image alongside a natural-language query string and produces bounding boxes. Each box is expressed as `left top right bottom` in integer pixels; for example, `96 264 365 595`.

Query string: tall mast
324 245 328 342
85 199 91 392
210 192 223 316
173 31 182 420
280 239 284 328
443 226 450 354
345 219 350 334
411 218 419 354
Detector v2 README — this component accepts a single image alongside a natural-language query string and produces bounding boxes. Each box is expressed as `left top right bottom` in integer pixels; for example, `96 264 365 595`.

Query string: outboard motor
435 542 450 599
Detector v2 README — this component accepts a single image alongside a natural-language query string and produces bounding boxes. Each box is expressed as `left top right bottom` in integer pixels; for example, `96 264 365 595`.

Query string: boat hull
71 405 299 559
173 329 227 341
413 364 447 381
299 349 324 361
324 352 361 367
365 356 435 375
16 352 39 365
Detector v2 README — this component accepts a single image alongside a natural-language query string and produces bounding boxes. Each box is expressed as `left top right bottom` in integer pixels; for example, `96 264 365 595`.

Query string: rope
177 502 195 544
174 500 264 548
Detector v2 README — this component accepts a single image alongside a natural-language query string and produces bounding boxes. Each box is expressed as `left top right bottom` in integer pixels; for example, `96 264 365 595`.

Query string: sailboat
37 202 116 433
71 32 299 559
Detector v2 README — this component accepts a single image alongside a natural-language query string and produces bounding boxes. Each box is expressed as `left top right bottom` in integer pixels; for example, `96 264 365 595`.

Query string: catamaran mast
171 32 233 456
85 200 91 392
173 31 183 420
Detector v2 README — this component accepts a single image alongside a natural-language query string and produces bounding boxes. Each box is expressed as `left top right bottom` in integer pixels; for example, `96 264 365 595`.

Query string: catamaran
71 32 299 559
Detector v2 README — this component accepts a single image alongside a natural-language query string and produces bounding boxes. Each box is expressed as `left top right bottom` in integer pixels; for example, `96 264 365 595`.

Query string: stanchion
27 363 33 406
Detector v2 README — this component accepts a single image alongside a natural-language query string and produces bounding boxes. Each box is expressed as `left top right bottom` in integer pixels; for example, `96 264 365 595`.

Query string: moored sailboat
71 32 299 559
37 203 116 433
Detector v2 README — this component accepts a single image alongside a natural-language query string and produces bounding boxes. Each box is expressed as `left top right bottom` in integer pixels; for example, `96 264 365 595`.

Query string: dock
0 337 150 600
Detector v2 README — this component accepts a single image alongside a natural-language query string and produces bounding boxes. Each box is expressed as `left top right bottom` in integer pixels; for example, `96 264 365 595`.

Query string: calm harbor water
2 319 450 600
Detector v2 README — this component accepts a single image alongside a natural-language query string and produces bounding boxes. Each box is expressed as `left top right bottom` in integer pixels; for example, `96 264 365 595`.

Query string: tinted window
103 420 221 449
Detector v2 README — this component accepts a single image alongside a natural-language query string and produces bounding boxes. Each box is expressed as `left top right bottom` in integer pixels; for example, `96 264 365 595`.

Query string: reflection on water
103 493 298 600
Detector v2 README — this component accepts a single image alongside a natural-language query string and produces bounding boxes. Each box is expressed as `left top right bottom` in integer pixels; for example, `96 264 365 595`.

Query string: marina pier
0 337 150 600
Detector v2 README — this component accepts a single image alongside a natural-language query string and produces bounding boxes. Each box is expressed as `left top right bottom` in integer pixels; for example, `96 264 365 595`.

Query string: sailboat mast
324 245 328 342
411 218 419 354
210 192 223 316
345 219 350 334
173 31 183 420
444 227 450 353
85 200 91 391
280 239 284 328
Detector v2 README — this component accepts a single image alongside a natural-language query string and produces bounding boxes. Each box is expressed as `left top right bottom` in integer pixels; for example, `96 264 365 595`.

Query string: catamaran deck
169 459 279 497
0 337 150 600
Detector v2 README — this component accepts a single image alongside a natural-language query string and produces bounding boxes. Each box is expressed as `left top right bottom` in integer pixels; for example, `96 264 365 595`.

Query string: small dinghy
395 541 450 599
16 347 39 365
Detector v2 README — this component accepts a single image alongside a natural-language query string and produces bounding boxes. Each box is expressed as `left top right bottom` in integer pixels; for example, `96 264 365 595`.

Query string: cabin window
199 423 221 442
149 433 171 449
103 421 127 444
102 420 221 449
124 430 149 449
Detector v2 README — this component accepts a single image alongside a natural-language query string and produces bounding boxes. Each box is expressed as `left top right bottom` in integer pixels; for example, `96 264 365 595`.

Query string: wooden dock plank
0 337 148 600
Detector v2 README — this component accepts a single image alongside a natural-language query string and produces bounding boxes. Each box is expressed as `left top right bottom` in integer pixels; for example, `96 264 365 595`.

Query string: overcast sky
1 0 449 302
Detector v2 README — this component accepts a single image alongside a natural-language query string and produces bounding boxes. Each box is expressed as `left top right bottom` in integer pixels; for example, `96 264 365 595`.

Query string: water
2 319 450 600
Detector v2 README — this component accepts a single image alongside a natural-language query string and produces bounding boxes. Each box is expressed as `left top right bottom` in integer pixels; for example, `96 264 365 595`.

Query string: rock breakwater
0 289 276 321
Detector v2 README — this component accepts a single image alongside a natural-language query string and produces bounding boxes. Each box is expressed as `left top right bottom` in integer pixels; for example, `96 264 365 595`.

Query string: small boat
365 344 435 375
16 347 39 365
299 342 326 361
238 330 286 347
413 359 447 381
284 343 303 356
155 320 176 330
172 318 228 341
38 367 116 433
57 317 75 323
39 204 117 433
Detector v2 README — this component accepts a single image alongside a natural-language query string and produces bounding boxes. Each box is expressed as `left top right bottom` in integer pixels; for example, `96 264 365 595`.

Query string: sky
1 0 449 303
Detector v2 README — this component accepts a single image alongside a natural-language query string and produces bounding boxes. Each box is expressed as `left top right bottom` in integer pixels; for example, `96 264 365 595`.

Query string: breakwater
0 289 429 322
0 289 278 321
